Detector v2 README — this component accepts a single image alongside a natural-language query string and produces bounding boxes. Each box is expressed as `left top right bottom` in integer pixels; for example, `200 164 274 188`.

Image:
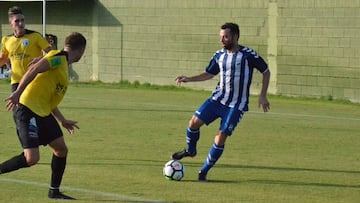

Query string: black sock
0 152 29 174
50 154 67 189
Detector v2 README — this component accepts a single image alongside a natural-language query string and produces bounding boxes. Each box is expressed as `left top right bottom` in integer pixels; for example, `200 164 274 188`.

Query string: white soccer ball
163 160 185 181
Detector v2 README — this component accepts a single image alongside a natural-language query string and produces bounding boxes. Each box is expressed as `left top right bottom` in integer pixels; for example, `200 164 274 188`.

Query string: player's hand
258 96 270 112
61 120 79 135
175 76 188 86
5 92 21 111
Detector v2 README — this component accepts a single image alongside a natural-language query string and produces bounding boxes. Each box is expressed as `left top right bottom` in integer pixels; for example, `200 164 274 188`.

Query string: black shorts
14 104 63 149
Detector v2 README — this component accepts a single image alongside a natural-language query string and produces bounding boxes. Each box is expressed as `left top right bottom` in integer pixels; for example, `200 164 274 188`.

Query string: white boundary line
0 177 164 203
1 91 359 122
62 95 360 122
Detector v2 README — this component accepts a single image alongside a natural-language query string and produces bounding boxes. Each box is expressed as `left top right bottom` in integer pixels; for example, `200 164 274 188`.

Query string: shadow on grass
75 199 163 203
39 159 360 190
41 159 360 175
216 163 360 175
206 179 360 189
183 163 360 189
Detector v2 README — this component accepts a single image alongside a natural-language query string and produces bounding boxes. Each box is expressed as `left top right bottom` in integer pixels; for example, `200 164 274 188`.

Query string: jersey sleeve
47 56 63 69
43 50 65 69
35 33 51 51
1 37 8 55
248 52 269 73
205 51 220 75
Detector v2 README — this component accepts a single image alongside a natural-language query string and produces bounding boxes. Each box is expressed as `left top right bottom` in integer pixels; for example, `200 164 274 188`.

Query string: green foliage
0 83 359 203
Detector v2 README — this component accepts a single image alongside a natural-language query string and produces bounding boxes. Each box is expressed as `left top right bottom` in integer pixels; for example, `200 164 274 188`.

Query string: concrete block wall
1 0 359 102
276 0 360 102
97 0 270 93
96 0 360 102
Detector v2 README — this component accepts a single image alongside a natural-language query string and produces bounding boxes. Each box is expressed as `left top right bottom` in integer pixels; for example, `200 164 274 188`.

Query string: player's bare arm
258 70 271 112
0 53 9 67
52 108 79 135
5 58 50 111
28 46 53 67
175 72 214 86
43 46 52 53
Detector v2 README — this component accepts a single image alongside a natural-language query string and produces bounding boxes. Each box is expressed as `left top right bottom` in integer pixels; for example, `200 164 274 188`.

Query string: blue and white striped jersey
205 45 269 111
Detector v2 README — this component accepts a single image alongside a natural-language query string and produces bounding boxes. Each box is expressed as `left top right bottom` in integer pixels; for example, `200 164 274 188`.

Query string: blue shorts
194 99 244 136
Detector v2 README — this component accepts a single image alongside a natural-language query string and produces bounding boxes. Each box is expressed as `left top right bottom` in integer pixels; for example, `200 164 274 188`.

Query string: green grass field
0 82 359 203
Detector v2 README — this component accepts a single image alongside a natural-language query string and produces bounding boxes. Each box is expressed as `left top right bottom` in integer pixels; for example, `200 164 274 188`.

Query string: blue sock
200 143 224 174
186 127 199 155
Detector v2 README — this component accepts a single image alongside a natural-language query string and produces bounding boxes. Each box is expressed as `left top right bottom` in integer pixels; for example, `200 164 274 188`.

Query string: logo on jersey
56 82 67 95
50 57 62 67
22 39 29 47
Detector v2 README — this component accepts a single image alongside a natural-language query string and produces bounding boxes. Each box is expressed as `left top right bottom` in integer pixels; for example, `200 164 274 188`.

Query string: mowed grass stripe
0 177 165 202
0 83 359 202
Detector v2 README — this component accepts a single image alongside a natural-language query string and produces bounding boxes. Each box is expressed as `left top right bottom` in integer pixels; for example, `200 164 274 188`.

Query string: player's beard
222 42 236 51
221 36 237 51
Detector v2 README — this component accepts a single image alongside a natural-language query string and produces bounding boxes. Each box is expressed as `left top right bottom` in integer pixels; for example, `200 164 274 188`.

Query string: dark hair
221 22 240 39
65 32 86 50
8 6 23 17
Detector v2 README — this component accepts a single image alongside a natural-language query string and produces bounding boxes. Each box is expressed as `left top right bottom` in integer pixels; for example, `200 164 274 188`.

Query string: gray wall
1 0 359 102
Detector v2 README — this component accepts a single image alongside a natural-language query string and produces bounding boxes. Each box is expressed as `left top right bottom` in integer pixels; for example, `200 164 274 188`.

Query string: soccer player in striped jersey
172 22 271 182
2 32 86 200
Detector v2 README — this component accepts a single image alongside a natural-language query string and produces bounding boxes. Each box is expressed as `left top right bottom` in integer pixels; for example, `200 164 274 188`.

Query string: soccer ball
163 160 185 181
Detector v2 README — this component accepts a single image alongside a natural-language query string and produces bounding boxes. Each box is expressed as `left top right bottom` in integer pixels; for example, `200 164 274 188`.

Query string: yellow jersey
1 29 50 84
20 50 69 117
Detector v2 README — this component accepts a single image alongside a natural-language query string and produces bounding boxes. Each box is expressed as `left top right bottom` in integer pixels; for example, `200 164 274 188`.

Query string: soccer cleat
198 171 208 182
171 149 195 160
48 189 76 200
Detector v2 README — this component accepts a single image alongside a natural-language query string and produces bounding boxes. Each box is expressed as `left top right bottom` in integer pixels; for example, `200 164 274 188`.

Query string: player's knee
50 137 69 158
53 146 68 158
188 116 203 129
215 132 228 146
24 149 40 166
188 121 199 129
25 155 40 166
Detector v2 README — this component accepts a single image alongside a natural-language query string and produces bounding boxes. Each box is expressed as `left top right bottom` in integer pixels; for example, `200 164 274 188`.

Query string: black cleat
48 189 76 200
171 149 195 160
198 171 208 182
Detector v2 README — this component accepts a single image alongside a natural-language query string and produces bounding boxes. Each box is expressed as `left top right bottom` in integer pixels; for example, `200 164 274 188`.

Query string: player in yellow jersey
0 6 53 149
2 32 86 200
0 6 52 91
